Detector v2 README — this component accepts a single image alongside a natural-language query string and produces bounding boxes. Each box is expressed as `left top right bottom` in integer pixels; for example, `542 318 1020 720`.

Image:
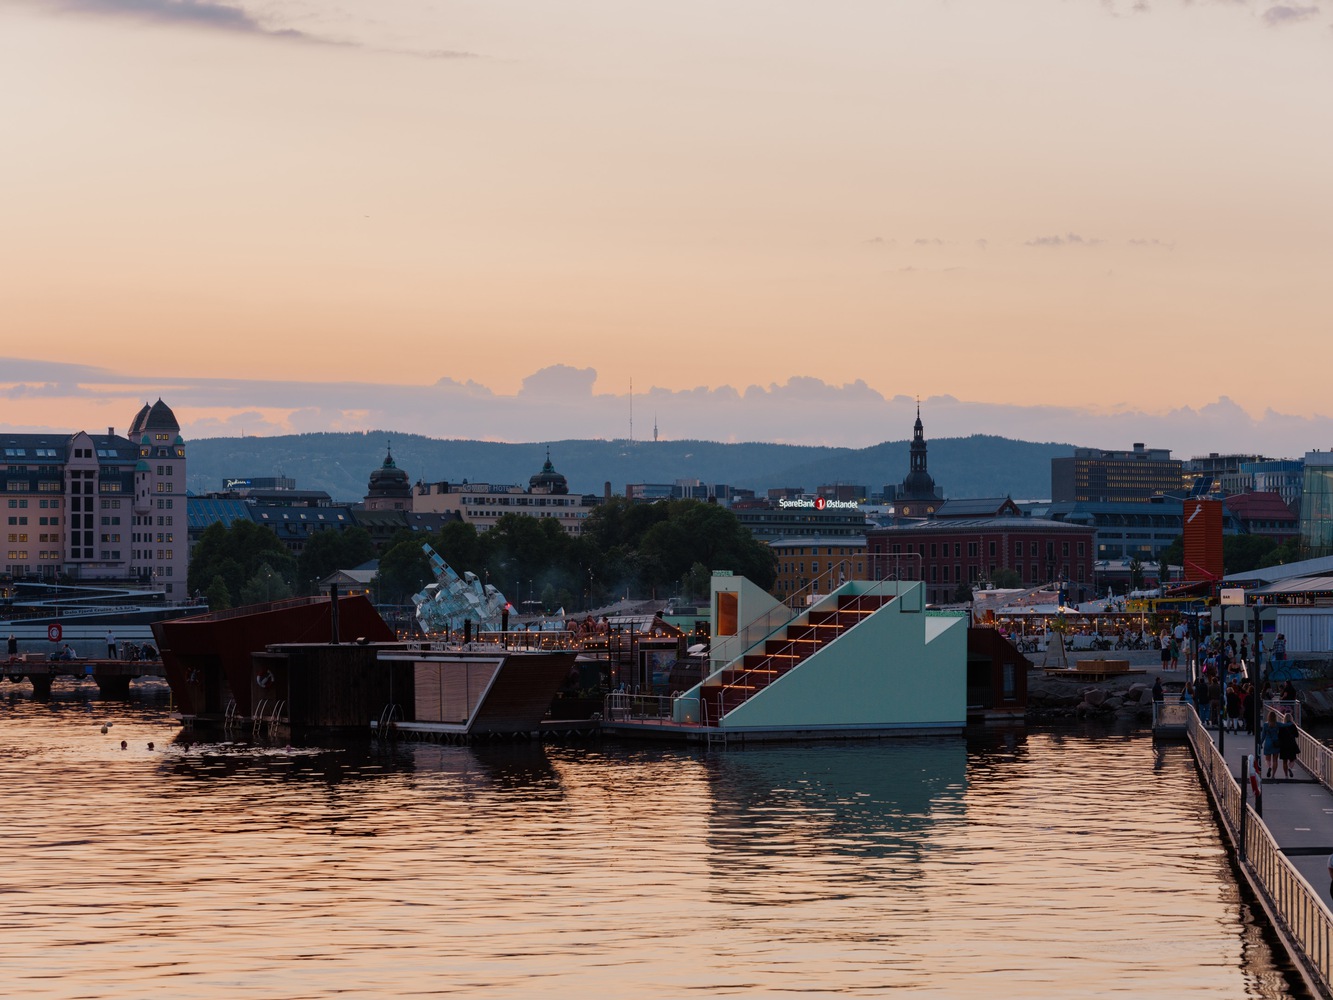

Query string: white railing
1187 707 1333 993
604 691 674 722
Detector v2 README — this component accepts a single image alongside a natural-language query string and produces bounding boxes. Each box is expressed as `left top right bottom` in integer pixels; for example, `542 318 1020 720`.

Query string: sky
1 0 1331 457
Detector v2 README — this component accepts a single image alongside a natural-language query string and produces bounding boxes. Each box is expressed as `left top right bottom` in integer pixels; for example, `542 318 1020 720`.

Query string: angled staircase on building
701 593 894 718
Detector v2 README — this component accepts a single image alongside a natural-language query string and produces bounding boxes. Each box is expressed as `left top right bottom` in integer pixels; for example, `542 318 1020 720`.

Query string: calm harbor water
0 682 1308 999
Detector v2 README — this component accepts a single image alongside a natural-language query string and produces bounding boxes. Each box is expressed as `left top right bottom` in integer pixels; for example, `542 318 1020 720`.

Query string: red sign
814 496 827 510
47 623 63 643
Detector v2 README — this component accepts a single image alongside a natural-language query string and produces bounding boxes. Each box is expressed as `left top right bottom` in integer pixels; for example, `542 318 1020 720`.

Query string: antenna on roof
629 377 634 443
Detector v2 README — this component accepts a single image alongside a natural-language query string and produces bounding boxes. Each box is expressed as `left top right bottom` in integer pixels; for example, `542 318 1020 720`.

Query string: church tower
898 403 942 517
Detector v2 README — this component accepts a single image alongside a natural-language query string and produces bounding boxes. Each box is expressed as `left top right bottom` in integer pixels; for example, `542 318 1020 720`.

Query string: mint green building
604 572 968 741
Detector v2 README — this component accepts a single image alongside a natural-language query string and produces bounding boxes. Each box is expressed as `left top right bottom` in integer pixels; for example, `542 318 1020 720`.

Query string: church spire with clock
896 403 943 517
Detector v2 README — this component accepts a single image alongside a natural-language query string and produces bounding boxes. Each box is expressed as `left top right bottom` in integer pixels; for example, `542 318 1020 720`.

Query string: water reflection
0 697 1309 999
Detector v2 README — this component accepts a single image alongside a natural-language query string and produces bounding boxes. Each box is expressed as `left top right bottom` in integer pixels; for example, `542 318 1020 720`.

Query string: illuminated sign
778 497 861 510
224 478 252 489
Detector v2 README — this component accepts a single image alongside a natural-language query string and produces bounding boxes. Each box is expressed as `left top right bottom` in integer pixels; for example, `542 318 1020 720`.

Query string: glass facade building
1299 452 1333 558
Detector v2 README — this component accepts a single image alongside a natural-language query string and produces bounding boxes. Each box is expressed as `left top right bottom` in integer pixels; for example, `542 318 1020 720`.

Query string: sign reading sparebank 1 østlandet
778 497 861 510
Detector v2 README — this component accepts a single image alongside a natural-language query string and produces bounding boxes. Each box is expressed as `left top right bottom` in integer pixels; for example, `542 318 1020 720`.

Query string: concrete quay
1207 720 1333 911
1185 709 1333 999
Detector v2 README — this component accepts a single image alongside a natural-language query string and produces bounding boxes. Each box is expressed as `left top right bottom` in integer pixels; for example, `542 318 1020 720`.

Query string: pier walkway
1186 707 1333 998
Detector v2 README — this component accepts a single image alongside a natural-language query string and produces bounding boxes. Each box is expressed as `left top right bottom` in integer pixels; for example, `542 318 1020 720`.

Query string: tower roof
127 398 180 436
529 448 569 495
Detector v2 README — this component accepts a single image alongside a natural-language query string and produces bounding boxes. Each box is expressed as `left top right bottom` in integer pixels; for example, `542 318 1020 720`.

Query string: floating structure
600 573 981 743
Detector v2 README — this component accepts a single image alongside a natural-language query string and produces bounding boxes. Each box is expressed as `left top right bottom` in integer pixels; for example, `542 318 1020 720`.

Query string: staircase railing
707 575 914 719
720 564 851 672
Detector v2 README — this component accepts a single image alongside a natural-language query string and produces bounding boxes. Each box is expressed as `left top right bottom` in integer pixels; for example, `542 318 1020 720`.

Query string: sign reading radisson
778 497 862 510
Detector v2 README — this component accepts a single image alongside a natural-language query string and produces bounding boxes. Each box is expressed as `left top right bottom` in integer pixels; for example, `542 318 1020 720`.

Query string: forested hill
185 433 1075 504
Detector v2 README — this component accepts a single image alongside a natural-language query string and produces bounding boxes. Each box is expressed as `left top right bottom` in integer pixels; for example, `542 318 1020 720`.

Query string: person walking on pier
106 631 117 659
1261 711 1281 779
1277 713 1300 780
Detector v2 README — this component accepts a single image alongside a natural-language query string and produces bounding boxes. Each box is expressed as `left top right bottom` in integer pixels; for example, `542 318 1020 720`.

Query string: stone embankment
1027 670 1162 723
1026 650 1333 723
1025 648 1173 724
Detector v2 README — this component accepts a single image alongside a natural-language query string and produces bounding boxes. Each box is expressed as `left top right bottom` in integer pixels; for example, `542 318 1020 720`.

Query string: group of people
1259 707 1303 780
567 615 611 637
1183 672 1299 735
1157 621 1290 677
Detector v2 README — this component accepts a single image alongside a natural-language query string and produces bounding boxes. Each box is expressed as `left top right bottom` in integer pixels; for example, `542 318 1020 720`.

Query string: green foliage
188 520 297 607
204 574 232 611
296 526 376 593
681 562 711 601
1158 532 1298 577
238 562 295 606
1128 557 1145 591
376 538 434 606
990 568 1022 589
953 580 974 604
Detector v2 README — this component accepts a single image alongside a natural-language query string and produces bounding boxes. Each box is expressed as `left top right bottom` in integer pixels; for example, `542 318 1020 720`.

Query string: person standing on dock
1248 755 1263 817
106 631 117 659
6 633 15 662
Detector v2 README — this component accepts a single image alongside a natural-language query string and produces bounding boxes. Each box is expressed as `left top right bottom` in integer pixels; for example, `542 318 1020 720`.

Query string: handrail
707 576 912 720
719 563 846 669
1187 706 1333 993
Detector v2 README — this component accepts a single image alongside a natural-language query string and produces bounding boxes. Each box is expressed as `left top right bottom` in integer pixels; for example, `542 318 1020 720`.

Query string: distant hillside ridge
184 432 1076 505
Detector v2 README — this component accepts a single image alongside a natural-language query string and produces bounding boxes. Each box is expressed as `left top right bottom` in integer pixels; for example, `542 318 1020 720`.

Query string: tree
953 581 974 604
681 561 711 602
238 562 294 606
188 520 297 607
204 574 232 611
376 538 433 606
1128 557 1145 591
297 526 376 593
990 568 1022 589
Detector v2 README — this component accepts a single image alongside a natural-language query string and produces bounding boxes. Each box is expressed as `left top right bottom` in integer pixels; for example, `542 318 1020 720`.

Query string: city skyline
3 1 1331 452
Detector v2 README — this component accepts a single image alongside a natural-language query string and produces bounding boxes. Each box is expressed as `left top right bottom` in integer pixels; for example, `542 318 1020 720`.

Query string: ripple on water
0 698 1308 999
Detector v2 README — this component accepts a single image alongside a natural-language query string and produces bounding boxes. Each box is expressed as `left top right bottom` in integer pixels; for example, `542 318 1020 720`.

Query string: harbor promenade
1183 702 1333 999
1207 719 1333 907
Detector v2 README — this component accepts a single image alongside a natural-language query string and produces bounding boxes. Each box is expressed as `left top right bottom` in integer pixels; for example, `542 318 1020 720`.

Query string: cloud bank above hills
0 358 1327 459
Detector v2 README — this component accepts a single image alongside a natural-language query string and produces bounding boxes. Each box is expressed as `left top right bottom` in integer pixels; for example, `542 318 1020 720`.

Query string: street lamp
1253 596 1265 688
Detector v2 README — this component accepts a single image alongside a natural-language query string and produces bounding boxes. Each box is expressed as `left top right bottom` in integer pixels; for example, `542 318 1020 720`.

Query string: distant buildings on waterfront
31 395 1314 602
2 399 188 594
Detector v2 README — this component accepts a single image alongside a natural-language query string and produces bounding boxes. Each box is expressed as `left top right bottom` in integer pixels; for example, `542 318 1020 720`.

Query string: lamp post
1253 596 1265 689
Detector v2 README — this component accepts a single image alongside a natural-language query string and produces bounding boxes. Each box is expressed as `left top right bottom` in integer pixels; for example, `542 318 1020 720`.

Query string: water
0 684 1307 999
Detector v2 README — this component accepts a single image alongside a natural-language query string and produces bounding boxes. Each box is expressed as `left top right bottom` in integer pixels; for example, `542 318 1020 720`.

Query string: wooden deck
1042 658 1147 682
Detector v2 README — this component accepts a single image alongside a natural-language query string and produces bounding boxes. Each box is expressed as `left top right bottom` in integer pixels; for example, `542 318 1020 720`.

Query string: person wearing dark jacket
1277 714 1300 779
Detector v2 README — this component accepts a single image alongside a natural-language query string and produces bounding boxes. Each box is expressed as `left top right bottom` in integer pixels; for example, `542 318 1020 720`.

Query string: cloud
45 1 478 57
1262 5 1321 26
519 365 598 398
1025 232 1103 247
2 357 1331 458
1128 238 1175 249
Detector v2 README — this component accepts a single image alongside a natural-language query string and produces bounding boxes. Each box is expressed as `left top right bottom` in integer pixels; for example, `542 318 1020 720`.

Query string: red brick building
866 517 1097 606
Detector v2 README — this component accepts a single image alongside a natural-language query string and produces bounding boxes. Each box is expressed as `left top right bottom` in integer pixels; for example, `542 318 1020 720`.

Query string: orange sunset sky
1 1 1330 453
